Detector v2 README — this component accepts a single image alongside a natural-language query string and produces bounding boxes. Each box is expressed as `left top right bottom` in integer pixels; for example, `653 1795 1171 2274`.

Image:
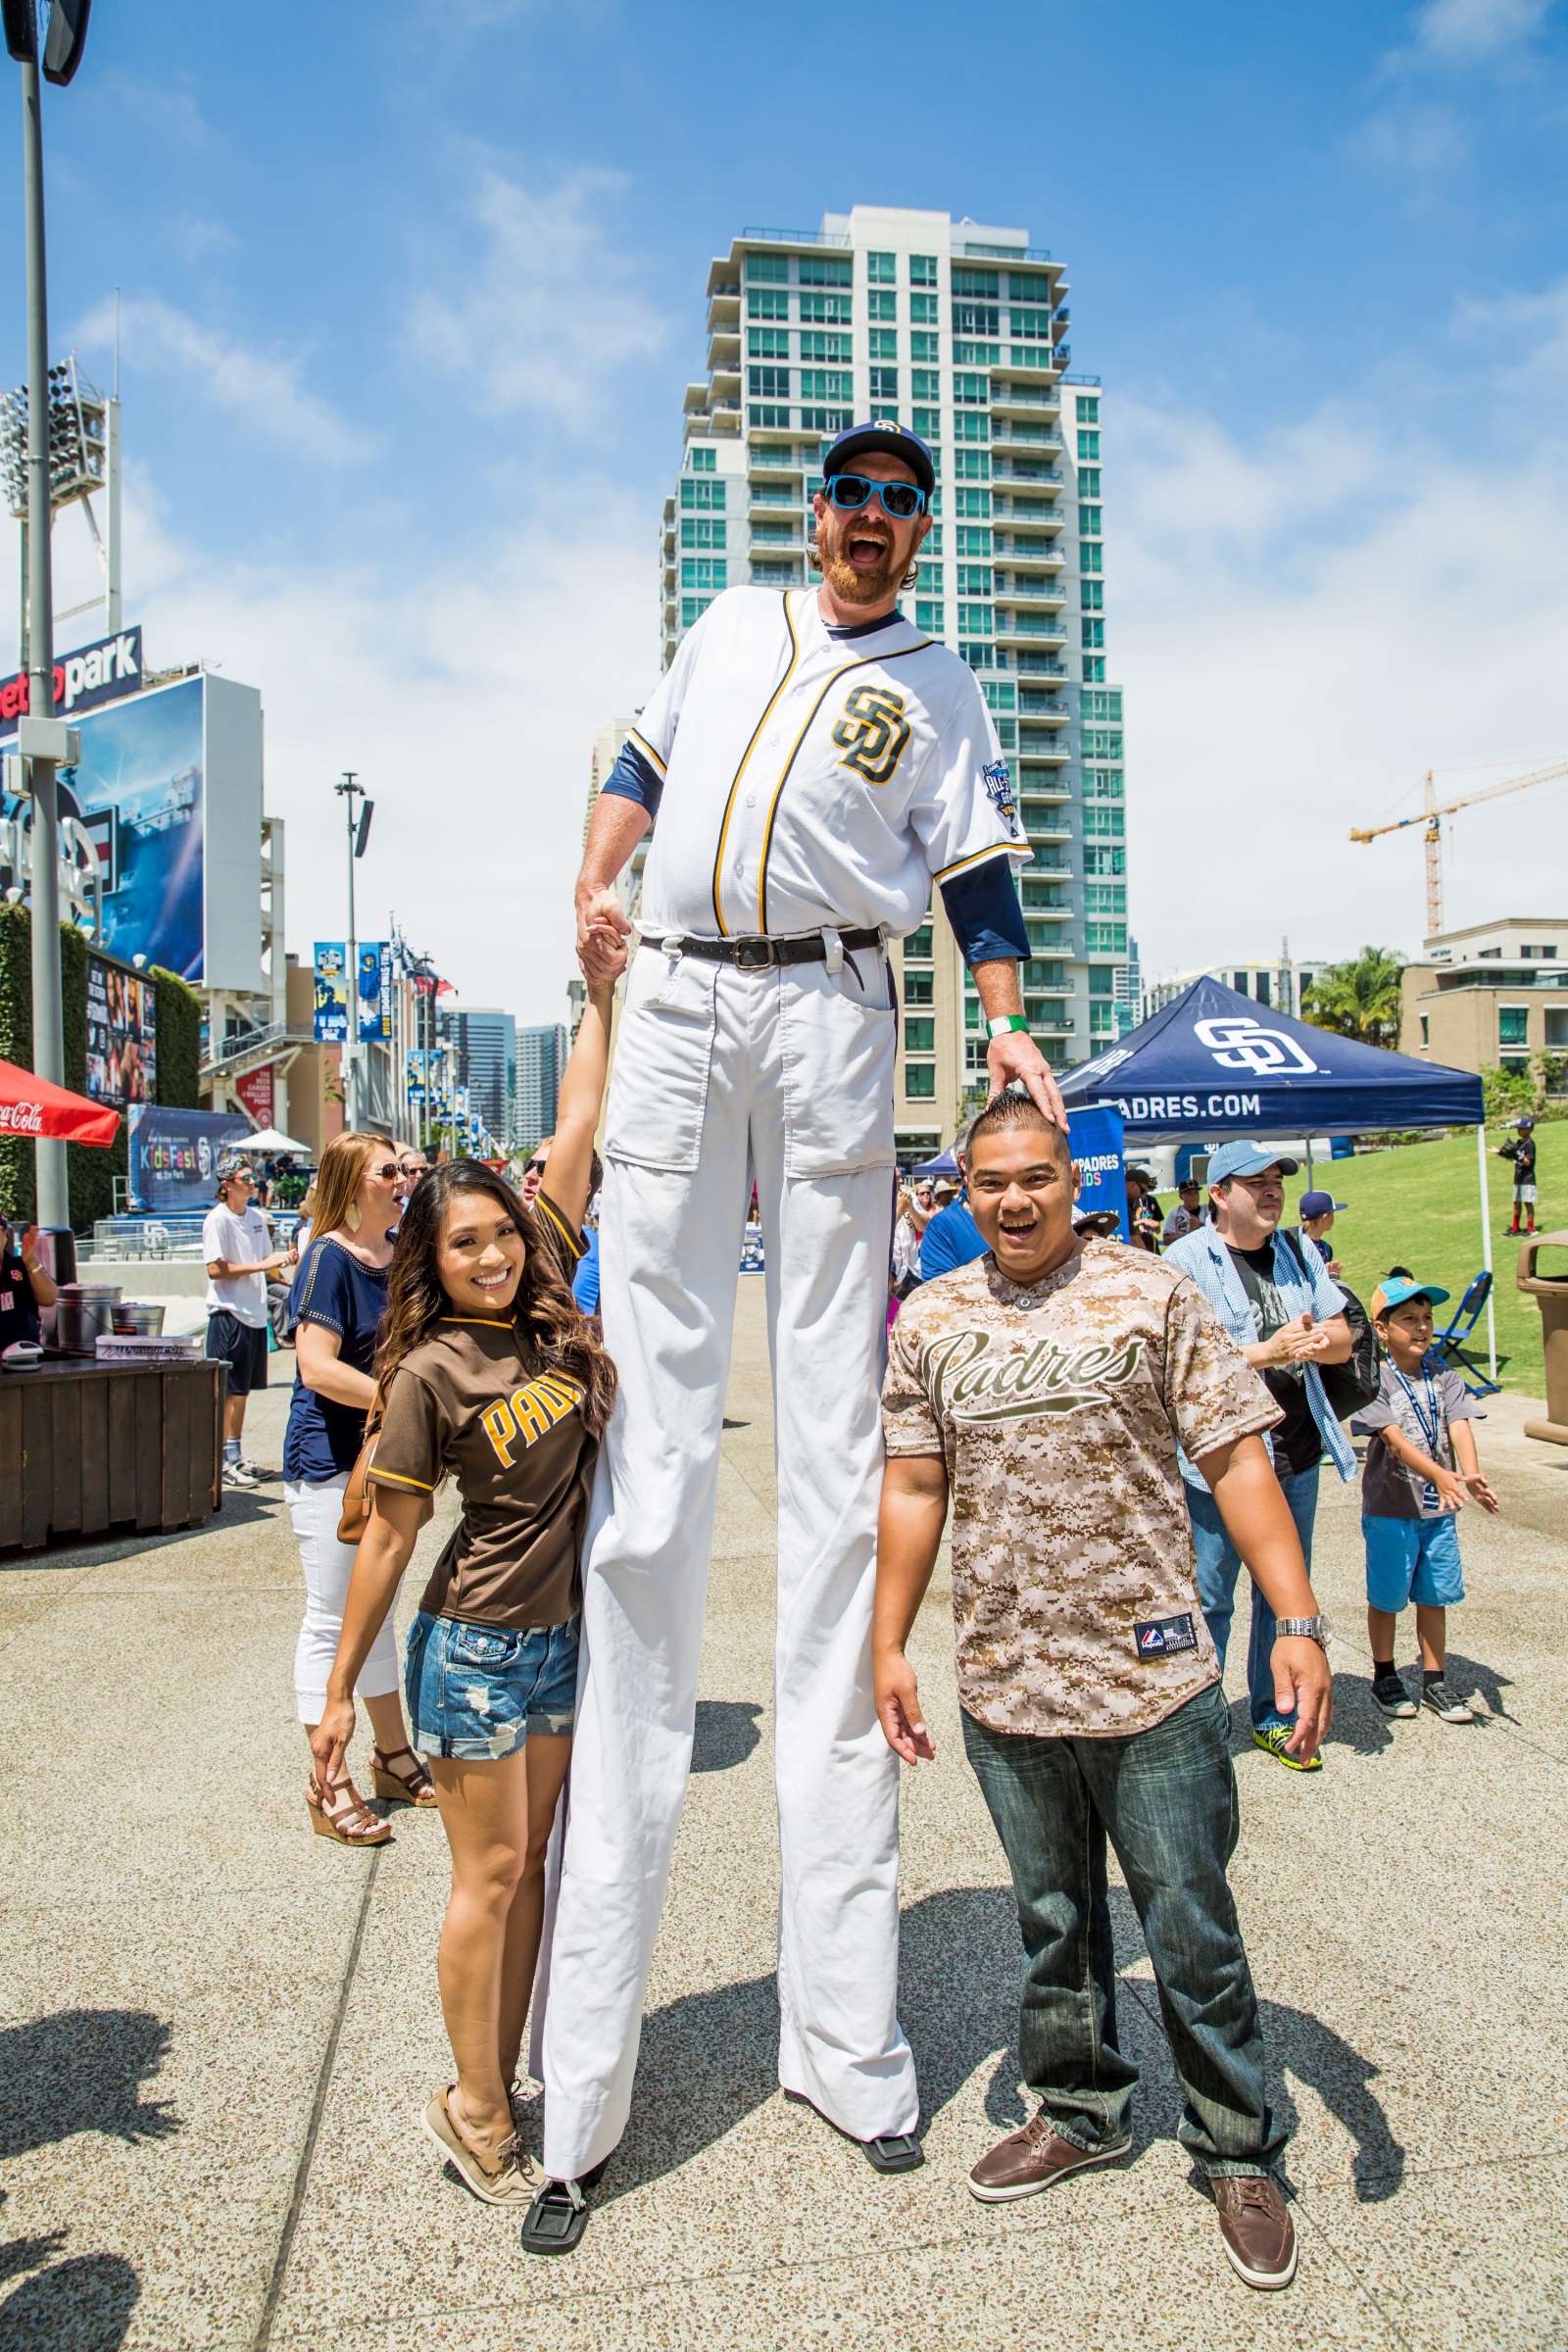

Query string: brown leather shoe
1212 2175 1297 2289
968 2108 1131 2203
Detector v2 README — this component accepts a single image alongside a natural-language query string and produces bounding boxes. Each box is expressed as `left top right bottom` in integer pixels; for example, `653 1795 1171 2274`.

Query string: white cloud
100 70 215 152
1114 296 1568 981
1348 99 1471 179
27 466 658 1025
1406 0 1553 61
74 296 370 466
405 166 665 430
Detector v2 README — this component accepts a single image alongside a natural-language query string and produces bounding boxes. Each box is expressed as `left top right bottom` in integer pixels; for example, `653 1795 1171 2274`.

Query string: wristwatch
1275 1615 1330 1650
986 1013 1031 1040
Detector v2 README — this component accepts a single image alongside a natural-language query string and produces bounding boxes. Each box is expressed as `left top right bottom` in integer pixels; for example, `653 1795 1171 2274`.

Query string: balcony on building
995 610 1068 650
707 329 741 370
706 278 741 331
994 487 1065 523
994 573 1065 608
989 378 1063 418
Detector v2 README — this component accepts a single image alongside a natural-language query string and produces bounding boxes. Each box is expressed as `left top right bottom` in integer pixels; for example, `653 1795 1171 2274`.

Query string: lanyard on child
1391 1366 1445 1507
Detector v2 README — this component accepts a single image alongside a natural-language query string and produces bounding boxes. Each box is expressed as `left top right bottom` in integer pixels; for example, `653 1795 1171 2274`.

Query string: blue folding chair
1425 1271 1499 1396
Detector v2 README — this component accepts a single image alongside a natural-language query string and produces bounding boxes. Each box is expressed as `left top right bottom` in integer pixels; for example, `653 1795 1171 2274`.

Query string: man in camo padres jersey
871 1089 1334 2294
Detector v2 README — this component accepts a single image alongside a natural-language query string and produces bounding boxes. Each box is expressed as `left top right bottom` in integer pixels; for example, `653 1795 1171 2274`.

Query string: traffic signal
42 0 90 84
2 0 37 67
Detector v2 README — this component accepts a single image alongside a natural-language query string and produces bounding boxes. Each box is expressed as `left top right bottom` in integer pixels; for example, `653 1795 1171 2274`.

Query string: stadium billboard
0 666 265 989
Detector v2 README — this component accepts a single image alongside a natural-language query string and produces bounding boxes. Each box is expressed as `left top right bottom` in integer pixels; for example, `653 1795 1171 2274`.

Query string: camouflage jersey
882 1239 1280 1740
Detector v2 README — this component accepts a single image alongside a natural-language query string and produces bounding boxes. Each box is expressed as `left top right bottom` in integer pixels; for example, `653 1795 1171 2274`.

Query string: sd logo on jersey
832 684 912 788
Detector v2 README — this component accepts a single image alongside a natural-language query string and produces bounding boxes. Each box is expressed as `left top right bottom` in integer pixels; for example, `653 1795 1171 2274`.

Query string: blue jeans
1186 1463 1319 1735
961 1684 1283 2177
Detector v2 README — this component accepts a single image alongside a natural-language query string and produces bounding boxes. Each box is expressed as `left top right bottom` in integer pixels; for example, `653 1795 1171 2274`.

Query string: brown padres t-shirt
368 1191 594 1631
882 1238 1280 1740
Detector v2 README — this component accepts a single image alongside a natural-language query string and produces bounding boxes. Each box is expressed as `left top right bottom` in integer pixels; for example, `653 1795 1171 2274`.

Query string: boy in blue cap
1350 1279 1499 1723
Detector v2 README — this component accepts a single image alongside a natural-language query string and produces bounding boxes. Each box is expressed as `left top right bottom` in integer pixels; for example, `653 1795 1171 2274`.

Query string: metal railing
742 226 852 248
201 1018 309 1074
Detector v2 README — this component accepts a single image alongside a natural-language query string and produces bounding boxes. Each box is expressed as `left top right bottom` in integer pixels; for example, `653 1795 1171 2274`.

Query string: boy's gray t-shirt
1351 1361 1481 1519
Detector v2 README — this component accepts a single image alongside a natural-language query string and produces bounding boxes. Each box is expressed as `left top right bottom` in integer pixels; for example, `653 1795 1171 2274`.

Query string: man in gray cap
1165 1143 1352 1770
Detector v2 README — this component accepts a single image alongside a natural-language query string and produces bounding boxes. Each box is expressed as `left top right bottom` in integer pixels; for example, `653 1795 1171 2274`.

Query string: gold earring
345 1202 362 1233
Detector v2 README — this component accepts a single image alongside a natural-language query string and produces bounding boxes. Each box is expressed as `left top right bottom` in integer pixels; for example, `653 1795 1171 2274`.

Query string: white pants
540 942 916 2181
286 1473 402 1721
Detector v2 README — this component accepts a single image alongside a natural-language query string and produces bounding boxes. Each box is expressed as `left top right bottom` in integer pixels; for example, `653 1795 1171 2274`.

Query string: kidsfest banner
1065 1103 1129 1241
126 1105 249 1212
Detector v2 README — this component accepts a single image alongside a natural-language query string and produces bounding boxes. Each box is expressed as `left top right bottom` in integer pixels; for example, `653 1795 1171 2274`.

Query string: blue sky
4 0 1566 1018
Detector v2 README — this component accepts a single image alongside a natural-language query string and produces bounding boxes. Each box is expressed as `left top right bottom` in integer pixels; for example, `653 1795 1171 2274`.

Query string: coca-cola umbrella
0 1057 120 1147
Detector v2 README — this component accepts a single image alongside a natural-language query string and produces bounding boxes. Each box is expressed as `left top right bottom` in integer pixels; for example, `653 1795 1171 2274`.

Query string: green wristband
986 1013 1031 1040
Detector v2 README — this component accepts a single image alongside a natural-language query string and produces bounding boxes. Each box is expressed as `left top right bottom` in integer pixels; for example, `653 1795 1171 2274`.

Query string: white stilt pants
540 942 916 2180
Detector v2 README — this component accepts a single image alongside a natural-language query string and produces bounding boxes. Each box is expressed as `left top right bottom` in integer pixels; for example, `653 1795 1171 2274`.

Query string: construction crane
1350 760 1568 935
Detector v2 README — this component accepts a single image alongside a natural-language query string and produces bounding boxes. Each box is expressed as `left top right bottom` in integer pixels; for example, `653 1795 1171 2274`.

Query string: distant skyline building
1143 954 1326 1026
516 1020 567 1148
659 202 1128 1155
446 1006 514 1144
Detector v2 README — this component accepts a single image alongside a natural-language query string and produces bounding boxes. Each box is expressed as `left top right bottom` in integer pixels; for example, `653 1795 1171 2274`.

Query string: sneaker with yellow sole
1251 1723 1323 1773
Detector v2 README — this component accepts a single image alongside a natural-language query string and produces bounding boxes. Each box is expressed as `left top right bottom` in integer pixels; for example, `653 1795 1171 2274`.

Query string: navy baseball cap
1298 1190 1347 1220
1377 1276 1450 1314
1205 1140 1300 1185
822 419 935 498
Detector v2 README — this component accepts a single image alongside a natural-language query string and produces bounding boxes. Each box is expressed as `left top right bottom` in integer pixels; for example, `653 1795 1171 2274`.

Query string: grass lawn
1279 1129 1567 1397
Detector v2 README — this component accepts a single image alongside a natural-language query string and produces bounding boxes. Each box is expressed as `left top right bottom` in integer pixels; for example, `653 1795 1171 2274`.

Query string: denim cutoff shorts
404 1609 579 1761
1363 1513 1465 1613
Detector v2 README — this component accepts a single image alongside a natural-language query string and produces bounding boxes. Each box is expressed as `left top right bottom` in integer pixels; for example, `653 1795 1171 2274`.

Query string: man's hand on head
985 1029 1066 1129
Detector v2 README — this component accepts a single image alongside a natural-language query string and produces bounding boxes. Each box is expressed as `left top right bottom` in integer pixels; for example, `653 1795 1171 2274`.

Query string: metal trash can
1517 1229 1568 1446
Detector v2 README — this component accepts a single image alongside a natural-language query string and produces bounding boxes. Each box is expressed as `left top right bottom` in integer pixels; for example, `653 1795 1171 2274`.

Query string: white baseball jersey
629 586 1030 940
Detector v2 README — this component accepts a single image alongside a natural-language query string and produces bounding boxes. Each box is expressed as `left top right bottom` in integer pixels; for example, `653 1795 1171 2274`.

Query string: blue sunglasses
823 472 928 519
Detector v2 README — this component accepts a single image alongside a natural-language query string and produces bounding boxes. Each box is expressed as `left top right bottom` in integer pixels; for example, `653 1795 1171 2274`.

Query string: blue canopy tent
906 1148 960 1183
1058 976 1495 1375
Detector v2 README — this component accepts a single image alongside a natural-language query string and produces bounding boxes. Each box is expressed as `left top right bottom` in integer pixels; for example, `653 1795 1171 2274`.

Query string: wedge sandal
369 1743 438 1807
307 1775 391 1847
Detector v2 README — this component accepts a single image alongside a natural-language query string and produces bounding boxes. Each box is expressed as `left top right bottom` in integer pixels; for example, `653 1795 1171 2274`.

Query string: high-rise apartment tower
660 203 1129 1157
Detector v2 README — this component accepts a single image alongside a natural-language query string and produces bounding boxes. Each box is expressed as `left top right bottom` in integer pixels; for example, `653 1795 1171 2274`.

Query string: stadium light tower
5 0 95 1228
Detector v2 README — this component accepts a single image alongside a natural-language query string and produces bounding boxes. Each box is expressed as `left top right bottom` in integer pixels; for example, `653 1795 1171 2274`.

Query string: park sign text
0 625 144 741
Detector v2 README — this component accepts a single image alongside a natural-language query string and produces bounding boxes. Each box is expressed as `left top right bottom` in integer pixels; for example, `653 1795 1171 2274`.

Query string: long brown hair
309 1131 386 1245
375 1159 616 1439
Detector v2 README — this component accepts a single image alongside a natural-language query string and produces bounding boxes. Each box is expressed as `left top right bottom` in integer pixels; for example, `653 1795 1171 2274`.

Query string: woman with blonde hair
284 1130 431 1843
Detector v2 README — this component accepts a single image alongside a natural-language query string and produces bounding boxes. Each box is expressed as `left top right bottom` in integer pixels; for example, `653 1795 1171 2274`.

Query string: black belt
641 927 883 971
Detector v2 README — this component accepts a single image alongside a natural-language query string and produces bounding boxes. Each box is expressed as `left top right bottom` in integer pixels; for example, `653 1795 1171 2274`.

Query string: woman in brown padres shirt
311 982 615 2209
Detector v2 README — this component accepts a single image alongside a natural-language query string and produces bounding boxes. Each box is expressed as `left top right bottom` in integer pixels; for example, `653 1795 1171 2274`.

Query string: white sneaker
222 1459 258 1489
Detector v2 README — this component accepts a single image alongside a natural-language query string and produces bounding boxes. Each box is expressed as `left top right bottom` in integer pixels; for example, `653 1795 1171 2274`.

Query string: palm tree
1300 947 1407 1051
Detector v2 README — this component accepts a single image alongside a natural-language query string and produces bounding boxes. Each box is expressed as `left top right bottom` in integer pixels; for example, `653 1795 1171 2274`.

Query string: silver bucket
55 1284 123 1353
112 1302 167 1338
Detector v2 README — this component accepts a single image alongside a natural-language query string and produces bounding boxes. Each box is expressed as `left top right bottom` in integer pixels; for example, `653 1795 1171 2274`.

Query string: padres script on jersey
882 1242 1280 1738
629 586 1028 940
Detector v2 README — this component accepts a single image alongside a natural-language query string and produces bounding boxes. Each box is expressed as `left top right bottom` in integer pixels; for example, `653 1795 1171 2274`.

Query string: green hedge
0 906 200 1232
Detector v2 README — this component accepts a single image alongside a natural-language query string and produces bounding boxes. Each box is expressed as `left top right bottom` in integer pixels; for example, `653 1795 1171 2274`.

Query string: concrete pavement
1 1281 1565 2351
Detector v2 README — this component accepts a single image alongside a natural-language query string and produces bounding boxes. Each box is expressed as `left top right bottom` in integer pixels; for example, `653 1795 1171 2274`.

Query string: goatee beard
818 532 902 605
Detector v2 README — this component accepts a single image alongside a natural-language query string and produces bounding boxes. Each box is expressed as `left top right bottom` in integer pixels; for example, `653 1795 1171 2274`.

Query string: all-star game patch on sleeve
368 1364 451 1496
1160 1273 1281 1468
907 666 1031 894
880 1301 945 1458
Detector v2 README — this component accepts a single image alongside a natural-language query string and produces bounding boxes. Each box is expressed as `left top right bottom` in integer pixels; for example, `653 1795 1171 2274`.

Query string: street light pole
335 770 362 1132
20 53 66 1226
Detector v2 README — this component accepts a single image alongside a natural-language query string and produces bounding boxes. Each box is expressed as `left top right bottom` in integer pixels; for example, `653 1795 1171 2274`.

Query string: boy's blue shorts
1363 1512 1465 1612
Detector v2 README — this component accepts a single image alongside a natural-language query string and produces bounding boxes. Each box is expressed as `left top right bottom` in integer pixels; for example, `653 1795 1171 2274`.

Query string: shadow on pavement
691 1700 763 1773
595 1884 1401 2209
0 2012 179 2163
0 2252 139 2352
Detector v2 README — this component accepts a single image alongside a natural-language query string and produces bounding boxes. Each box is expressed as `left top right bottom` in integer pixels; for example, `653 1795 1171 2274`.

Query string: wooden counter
0 1356 227 1552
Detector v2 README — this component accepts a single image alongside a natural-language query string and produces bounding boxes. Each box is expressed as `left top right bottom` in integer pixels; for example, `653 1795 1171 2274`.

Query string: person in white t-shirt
204 1158 296 1487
